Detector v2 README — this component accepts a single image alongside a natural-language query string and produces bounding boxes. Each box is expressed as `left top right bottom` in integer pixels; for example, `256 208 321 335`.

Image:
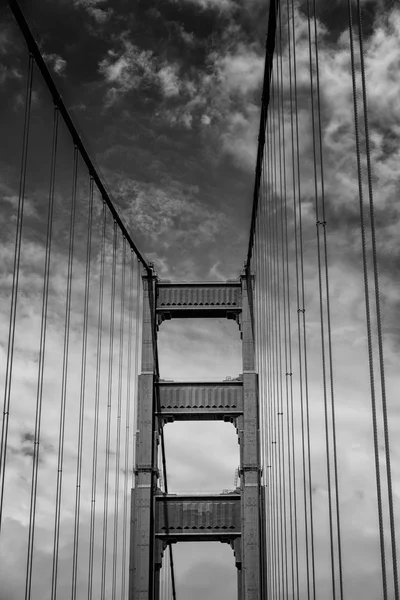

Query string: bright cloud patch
99 39 185 105
43 52 67 75
73 0 113 22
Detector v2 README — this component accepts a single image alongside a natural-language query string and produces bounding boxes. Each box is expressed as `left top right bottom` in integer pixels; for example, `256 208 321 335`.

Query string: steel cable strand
279 4 297 596
71 176 94 600
8 0 149 272
269 65 279 600
157 387 177 599
259 163 267 586
263 155 274 600
298 6 318 592
112 237 127 600
256 105 266 488
284 2 300 596
290 1 317 596
26 112 59 598
262 132 274 597
260 145 272 600
267 102 277 600
255 169 265 490
261 103 268 595
265 109 276 600
256 199 269 598
51 145 79 600
151 290 177 597
131 262 142 490
0 54 34 532
305 1 337 597
281 11 298 596
311 0 345 596
255 154 266 590
24 104 59 600
121 252 136 600
273 53 288 600
271 69 282 600
356 2 399 596
289 2 312 596
100 220 118 600
87 202 107 600
246 0 280 272
276 12 291 596
347 2 388 598
268 87 280 600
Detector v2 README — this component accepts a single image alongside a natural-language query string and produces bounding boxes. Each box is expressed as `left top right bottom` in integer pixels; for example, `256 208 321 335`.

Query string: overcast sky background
1 0 400 598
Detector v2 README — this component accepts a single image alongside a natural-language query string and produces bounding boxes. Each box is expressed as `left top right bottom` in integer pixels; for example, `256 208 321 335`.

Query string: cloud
2 195 38 219
158 64 181 97
178 0 236 11
97 20 265 155
113 176 228 249
0 23 13 55
99 39 186 106
212 44 264 95
73 0 113 23
0 64 21 86
43 52 67 75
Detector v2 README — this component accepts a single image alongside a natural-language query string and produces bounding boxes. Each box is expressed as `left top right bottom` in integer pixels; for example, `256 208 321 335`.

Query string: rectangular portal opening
159 542 238 600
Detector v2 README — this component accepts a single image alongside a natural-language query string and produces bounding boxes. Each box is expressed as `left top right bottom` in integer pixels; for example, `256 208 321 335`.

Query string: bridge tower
129 270 265 599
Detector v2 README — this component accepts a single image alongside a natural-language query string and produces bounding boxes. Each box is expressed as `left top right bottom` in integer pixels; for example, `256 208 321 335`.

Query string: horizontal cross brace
156 281 242 322
157 380 243 422
155 493 241 542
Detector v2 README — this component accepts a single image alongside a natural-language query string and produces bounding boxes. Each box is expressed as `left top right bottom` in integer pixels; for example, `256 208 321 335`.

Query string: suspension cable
8 0 150 273
101 220 118 600
112 236 126 600
51 144 79 600
25 102 59 600
356 2 399 597
71 176 95 600
121 251 137 600
88 202 107 600
347 2 388 598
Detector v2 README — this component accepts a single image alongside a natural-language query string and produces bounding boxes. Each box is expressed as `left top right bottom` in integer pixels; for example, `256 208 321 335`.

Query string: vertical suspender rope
285 3 300 596
51 144 79 600
71 176 95 600
305 2 337 598
264 93 273 600
88 202 107 600
271 68 283 598
311 1 345 598
25 104 59 600
121 251 136 600
272 58 285 600
112 237 127 600
101 220 118 600
356 2 399 597
131 261 142 491
269 79 279 600
347 3 388 599
277 8 290 596
261 143 272 600
290 1 316 595
0 54 34 533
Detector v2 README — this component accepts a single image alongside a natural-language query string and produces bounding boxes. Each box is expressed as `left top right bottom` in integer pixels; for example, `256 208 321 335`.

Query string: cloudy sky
1 0 400 598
